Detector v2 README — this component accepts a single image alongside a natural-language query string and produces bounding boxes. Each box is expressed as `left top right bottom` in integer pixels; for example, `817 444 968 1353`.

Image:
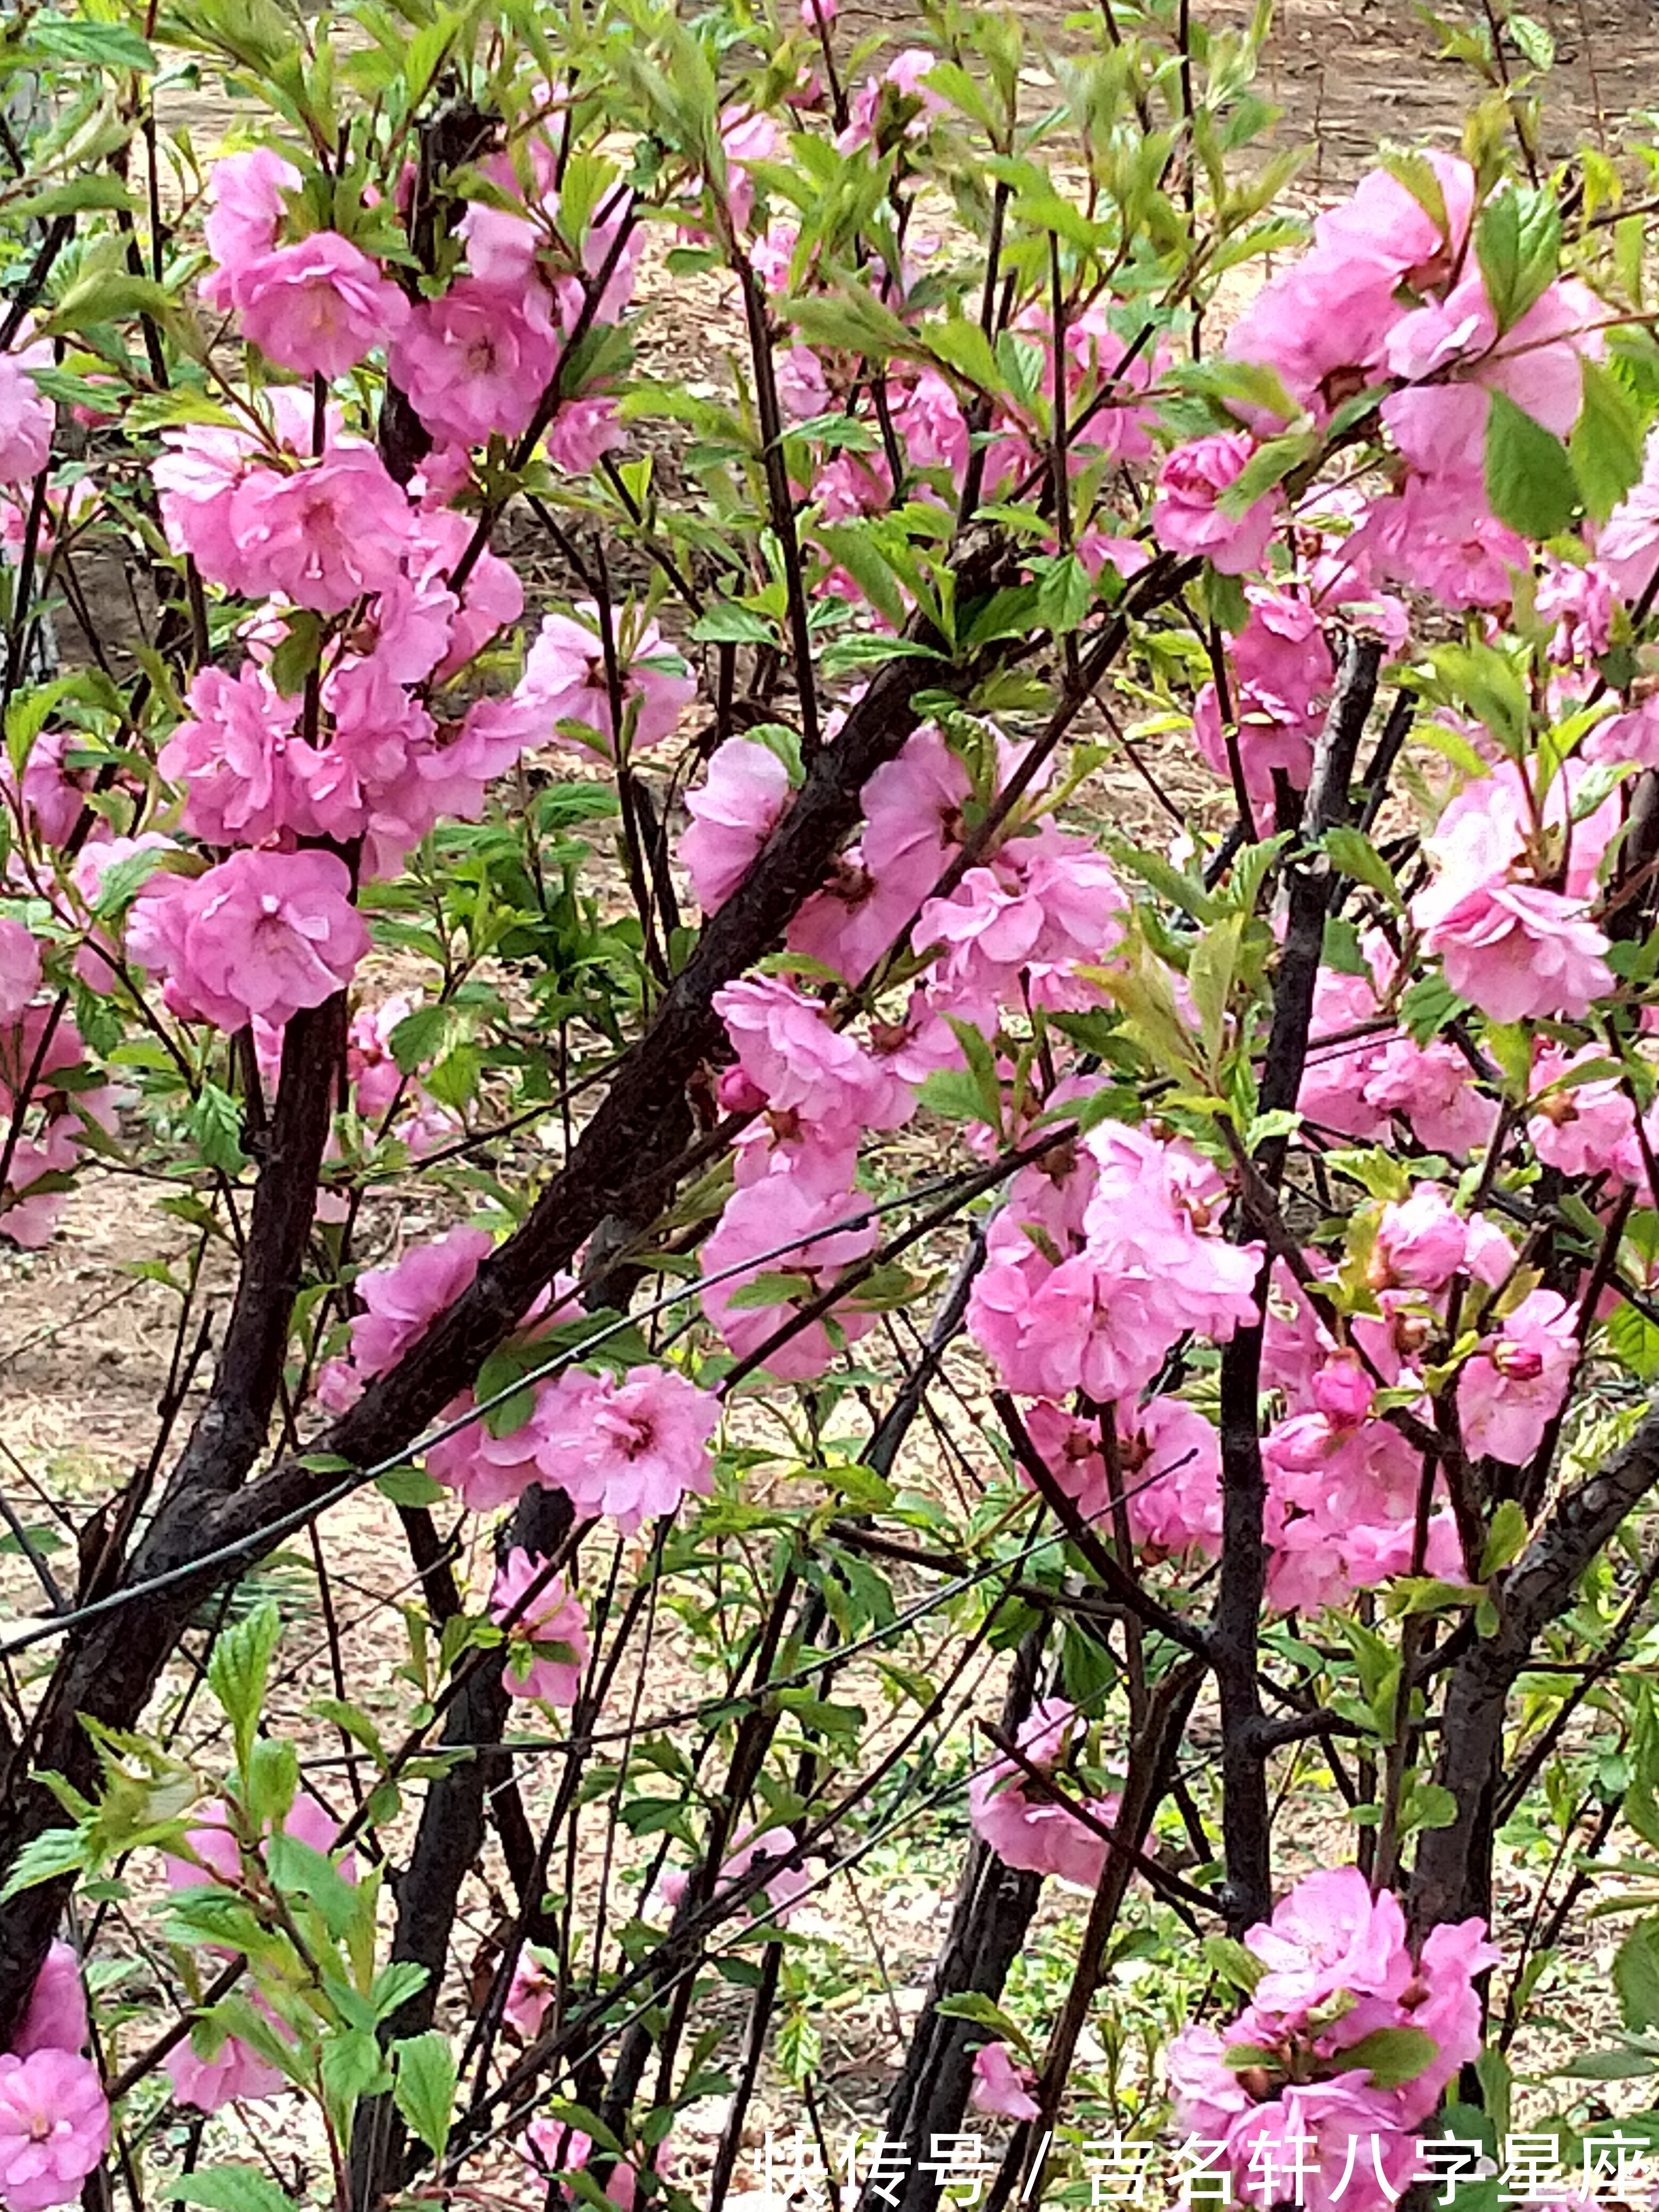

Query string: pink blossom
513 604 696 758
1457 1286 1577 1463
701 1172 878 1379
682 739 792 909
0 2050 110 2209
390 278 558 445
490 1548 591 1703
719 106 780 232
0 919 40 1024
546 394 622 474
346 994 416 1120
338 1229 493 1396
969 1122 1261 1407
1151 434 1281 574
862 724 970 897
166 2020 286 2113
153 422 266 593
1412 786 1612 1021
1216 2080 1420 2212
232 232 409 378
653 1824 812 1926
715 975 913 1133
12 1944 88 2060
521 2118 648 2209
1529 1045 1639 1180
1382 275 1599 480
200 148 301 308
0 334 54 485
1364 1033 1496 1156
1121 1396 1224 1556
1246 1866 1410 2016
235 444 414 615
1371 1185 1468 1291
1415 875 1611 1022
970 2043 1040 2122
158 664 303 847
968 1699 1119 1890
130 849 368 1031
1598 430 1659 606
894 371 969 477
834 48 947 152
788 847 921 982
503 1947 558 2039
426 1389 553 1513
537 1364 718 1535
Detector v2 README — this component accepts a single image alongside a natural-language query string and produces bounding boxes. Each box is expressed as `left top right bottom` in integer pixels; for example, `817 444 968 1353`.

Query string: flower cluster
1169 1869 1499 2212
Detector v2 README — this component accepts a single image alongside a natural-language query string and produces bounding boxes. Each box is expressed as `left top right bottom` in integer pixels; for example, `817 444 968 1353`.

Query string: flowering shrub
1 0 1659 2208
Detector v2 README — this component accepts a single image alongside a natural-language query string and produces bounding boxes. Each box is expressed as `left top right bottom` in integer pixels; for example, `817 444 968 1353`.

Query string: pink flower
158 665 303 847
0 919 41 1024
12 1944 88 2060
1371 1185 1468 1291
537 1364 718 1535
894 371 969 477
1416 876 1612 1023
968 1699 1119 1889
1381 275 1598 480
682 739 792 909
862 723 969 896
200 148 301 308
514 604 695 757
166 2021 286 2113
128 848 370 1031
232 232 409 378
389 278 558 446
546 395 622 475
503 1947 558 2039
1598 431 1659 606
0 334 54 485
235 445 414 615
701 1172 878 1379
0 2050 110 2209
427 1389 552 1514
1151 434 1281 574
1217 2080 1419 2212
715 975 912 1133
1412 786 1612 1021
1246 1866 1410 2016
652 1825 813 1926
1457 1286 1577 1463
1121 1396 1224 1556
970 2043 1040 2122
489 1548 591 1703
345 1228 491 1385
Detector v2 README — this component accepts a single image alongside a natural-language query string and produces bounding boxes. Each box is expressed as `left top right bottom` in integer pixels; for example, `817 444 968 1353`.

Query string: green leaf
163 2173 296 2212
1616 1919 1659 2032
44 272 174 337
27 15 156 69
187 1084 247 1177
392 2030 458 2159
376 1467 445 1508
268 611 324 700
1202 1935 1267 1993
1473 186 1561 332
1479 1499 1529 1578
1338 2025 1438 2089
207 1603 282 1774
1485 390 1578 541
1571 359 1645 524
690 605 775 646
1323 825 1400 908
